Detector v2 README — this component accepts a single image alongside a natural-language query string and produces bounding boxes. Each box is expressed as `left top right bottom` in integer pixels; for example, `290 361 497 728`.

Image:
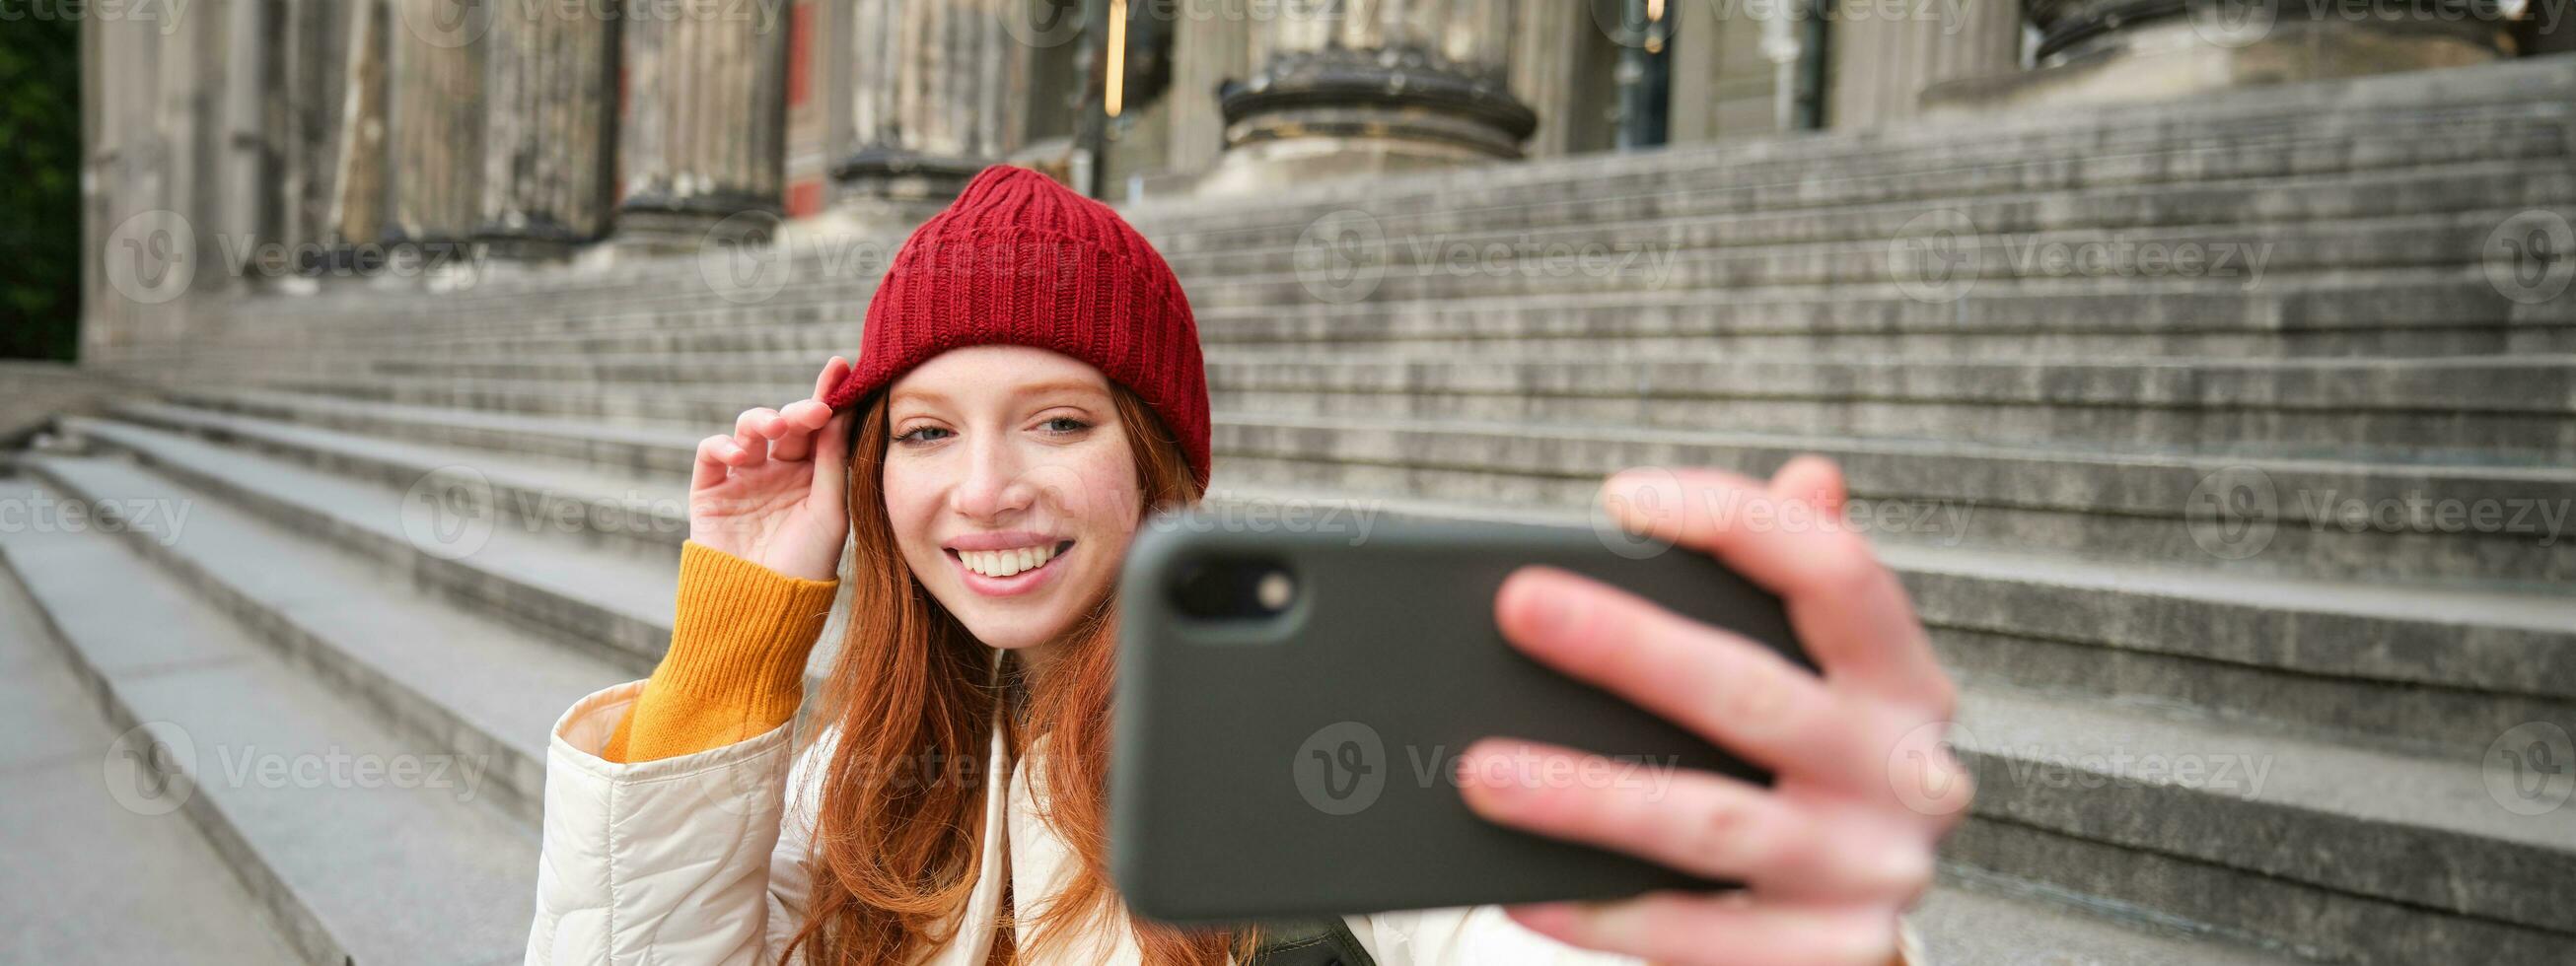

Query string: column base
1922 17 2506 115
823 149 989 238
1199 46 1536 196
609 194 781 254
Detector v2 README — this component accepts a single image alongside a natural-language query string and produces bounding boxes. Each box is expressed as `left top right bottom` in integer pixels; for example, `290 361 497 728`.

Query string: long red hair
783 384 1259 965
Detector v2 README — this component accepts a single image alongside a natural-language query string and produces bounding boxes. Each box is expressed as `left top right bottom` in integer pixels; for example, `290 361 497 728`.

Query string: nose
949 433 1036 521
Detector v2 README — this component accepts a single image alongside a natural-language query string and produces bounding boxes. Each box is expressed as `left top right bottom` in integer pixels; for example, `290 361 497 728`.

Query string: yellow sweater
602 541 840 763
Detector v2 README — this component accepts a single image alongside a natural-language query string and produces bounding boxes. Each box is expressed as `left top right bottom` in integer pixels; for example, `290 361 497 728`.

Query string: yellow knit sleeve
600 540 842 763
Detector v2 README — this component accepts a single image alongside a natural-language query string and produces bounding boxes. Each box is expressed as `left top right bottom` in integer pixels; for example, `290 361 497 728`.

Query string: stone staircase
10 57 2576 964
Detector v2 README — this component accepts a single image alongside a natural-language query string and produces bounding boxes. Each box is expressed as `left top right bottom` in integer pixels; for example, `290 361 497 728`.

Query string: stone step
19 451 636 823
1204 355 2576 461
51 412 682 673
300 352 2576 462
0 475 540 966
1907 875 2303 965
139 264 2576 380
1147 143 2569 265
144 385 2576 586
106 400 688 553
1948 683 2576 964
1209 410 2576 586
1130 113 2576 249
0 524 307 965
101 395 2576 758
1177 207 2570 311
1133 93 2576 242
141 270 2576 367
1152 158 2570 278
1890 543 2576 763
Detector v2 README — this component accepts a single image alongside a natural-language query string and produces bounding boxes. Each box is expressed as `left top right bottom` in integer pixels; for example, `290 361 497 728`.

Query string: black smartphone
1109 508 1812 926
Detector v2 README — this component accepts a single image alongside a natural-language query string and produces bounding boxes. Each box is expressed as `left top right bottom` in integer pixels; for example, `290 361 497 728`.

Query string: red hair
783 384 1261 965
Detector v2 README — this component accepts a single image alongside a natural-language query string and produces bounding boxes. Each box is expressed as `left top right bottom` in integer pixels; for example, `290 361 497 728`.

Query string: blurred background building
5 1 2574 963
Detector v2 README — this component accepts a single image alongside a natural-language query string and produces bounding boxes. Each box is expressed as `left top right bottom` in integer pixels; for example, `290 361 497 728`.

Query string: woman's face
881 345 1143 663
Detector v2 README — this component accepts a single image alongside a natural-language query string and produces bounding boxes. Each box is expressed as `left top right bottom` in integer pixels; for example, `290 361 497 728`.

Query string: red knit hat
823 164 1212 490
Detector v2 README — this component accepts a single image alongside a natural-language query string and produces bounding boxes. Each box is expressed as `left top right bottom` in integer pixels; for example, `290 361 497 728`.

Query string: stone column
329 0 393 254
1829 0 2019 128
614 0 792 248
478 0 617 258
279 0 353 262
832 0 1023 231
1924 0 2509 113
1197 0 1536 196
384 0 488 246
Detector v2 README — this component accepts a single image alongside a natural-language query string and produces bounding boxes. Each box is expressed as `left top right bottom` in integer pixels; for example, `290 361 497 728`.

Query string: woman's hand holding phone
690 356 858 582
1459 456 1968 966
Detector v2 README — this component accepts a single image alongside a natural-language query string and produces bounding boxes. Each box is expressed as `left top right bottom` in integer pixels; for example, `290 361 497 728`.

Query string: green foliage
0 16 82 361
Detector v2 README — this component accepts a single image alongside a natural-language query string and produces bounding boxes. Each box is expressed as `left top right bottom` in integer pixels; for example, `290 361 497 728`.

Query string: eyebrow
889 379 1108 409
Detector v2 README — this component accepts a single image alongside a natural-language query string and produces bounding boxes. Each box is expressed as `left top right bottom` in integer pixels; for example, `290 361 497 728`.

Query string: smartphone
1109 509 1812 926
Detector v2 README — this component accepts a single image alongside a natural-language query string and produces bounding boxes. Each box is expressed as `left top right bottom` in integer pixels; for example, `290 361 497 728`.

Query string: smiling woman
520 165 1954 966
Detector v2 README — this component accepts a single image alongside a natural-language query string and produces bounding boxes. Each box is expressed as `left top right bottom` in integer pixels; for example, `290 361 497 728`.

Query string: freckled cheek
880 466 947 572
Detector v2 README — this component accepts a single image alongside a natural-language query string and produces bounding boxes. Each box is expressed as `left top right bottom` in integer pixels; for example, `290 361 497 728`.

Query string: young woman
523 166 1968 966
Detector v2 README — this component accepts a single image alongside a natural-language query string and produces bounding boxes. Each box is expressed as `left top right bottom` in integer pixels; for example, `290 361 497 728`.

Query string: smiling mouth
947 540 1076 580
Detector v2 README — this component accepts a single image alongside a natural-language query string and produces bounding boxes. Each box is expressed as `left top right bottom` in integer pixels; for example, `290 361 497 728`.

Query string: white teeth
962 543 1057 578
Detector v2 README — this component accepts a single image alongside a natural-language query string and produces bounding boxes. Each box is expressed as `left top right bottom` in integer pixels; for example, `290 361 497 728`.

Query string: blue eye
894 426 953 445
1042 417 1091 435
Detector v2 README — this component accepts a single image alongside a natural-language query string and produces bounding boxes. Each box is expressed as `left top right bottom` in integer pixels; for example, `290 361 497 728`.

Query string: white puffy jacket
522 679 1656 965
